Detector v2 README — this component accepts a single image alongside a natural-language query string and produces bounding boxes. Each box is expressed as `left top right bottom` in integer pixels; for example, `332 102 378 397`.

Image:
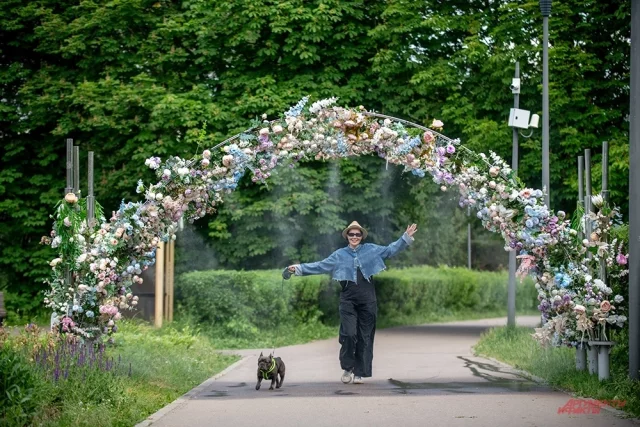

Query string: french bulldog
256 352 285 390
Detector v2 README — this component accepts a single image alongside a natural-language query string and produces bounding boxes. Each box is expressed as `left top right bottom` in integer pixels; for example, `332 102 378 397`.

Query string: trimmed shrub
175 266 537 338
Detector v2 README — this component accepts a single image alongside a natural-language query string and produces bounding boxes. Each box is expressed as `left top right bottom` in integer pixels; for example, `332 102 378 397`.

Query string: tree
0 0 632 317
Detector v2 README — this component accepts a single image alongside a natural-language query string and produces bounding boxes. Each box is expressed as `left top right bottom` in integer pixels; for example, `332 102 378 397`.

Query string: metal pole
599 141 609 284
629 0 640 380
87 152 95 228
73 146 80 196
584 149 592 246
601 141 609 203
65 139 74 195
64 138 74 319
508 61 520 328
467 207 472 269
577 156 584 241
541 2 551 207
578 156 584 205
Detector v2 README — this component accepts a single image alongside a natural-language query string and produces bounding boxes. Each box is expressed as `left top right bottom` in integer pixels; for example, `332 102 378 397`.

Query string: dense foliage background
0 0 632 318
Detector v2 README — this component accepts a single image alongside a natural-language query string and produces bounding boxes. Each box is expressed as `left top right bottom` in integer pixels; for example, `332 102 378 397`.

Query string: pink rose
64 193 78 204
616 253 628 265
600 300 611 313
422 131 434 143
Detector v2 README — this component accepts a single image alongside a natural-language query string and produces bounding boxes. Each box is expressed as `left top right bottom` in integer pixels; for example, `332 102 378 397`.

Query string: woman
288 221 417 384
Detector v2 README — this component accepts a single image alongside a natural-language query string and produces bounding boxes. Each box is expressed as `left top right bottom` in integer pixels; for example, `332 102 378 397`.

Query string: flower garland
43 97 628 345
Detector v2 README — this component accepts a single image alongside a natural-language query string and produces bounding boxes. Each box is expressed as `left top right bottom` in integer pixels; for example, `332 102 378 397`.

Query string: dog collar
260 358 276 380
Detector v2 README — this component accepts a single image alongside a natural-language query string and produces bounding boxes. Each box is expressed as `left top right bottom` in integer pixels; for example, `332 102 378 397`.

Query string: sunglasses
347 232 362 238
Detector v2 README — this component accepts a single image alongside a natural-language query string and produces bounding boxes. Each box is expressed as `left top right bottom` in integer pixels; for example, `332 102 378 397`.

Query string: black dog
255 352 285 390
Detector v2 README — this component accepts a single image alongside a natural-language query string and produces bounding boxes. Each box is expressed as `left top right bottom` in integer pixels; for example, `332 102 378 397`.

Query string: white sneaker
341 369 353 384
353 376 363 384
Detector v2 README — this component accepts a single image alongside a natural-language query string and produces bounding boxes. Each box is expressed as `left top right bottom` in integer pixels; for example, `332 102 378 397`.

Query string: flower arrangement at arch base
530 196 628 349
42 97 628 345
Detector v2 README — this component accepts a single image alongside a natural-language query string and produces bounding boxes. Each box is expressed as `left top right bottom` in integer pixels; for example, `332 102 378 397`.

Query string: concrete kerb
134 354 250 427
478 354 640 423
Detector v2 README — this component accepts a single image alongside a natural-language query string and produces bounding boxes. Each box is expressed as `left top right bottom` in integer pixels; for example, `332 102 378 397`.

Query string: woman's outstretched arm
372 223 418 259
288 251 339 276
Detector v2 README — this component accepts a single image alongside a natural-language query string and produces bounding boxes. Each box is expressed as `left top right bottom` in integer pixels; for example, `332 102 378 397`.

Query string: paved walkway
138 316 639 427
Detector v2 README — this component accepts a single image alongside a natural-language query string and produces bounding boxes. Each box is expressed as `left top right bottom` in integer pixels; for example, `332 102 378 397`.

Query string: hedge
175 266 537 338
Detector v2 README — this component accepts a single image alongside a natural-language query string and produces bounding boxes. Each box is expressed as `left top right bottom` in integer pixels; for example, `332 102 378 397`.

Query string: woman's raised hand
406 223 418 238
288 265 296 273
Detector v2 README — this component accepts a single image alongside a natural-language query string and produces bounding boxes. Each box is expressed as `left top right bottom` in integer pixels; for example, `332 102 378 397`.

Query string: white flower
591 194 604 208
272 124 284 134
163 169 171 177
155 193 163 200
614 295 624 303
202 149 211 159
593 279 606 291
617 315 627 327
309 97 338 114
431 119 444 128
177 167 190 176
76 254 87 264
50 258 62 267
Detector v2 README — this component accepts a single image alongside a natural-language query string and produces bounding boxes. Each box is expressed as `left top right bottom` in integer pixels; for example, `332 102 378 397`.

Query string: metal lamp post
508 62 520 328
540 0 551 207
629 0 639 381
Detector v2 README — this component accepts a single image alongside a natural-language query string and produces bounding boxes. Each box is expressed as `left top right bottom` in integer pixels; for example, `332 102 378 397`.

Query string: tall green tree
0 0 632 316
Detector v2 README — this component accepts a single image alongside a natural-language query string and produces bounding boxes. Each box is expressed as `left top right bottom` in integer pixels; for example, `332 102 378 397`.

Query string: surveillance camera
510 78 521 94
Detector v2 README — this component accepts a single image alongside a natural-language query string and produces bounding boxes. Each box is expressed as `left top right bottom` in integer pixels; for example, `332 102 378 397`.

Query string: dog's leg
269 375 276 390
256 375 262 390
276 371 285 389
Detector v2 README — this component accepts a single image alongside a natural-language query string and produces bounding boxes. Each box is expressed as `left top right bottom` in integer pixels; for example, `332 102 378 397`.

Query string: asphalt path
138 316 639 427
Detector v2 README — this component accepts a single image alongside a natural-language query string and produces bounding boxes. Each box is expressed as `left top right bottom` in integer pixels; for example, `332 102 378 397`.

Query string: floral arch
45 97 629 347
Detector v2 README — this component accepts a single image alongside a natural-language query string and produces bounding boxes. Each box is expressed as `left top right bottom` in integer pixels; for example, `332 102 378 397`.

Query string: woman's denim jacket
293 233 413 282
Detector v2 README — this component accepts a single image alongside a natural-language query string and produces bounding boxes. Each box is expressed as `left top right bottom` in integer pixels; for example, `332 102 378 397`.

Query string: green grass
376 307 541 329
190 307 541 350
474 326 640 418
2 321 239 427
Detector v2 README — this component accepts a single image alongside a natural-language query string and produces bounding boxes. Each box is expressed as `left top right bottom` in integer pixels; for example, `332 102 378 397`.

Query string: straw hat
342 221 368 239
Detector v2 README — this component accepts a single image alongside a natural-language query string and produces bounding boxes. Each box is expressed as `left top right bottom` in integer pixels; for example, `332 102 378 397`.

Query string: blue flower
525 219 534 228
285 96 310 117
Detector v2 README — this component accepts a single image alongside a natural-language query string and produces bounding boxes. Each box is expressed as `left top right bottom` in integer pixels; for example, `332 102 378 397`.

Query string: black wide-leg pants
338 300 377 377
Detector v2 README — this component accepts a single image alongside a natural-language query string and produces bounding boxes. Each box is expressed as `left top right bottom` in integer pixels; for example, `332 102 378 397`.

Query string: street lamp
507 62 539 328
540 0 551 207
